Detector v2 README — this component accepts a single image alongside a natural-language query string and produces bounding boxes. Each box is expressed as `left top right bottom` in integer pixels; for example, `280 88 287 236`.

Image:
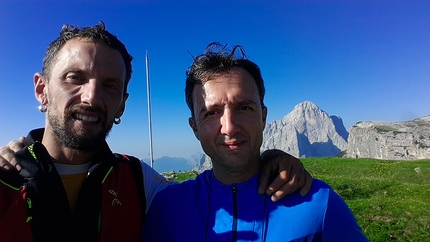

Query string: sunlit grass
303 158 430 241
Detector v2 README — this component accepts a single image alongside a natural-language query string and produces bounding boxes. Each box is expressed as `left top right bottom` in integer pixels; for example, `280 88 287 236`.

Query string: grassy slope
304 158 430 241
167 158 430 241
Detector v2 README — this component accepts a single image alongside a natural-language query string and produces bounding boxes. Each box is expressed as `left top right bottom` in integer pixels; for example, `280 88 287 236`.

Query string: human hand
258 149 312 202
0 136 25 171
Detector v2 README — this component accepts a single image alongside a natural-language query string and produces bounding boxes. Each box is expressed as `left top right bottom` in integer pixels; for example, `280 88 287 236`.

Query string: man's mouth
74 113 100 123
223 141 244 149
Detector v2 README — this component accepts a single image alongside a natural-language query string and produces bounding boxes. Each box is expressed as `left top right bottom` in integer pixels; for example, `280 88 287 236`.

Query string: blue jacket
142 170 368 242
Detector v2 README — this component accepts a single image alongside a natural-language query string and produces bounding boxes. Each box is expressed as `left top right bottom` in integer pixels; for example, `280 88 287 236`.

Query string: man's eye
204 111 218 118
104 83 118 90
238 106 253 111
66 75 84 83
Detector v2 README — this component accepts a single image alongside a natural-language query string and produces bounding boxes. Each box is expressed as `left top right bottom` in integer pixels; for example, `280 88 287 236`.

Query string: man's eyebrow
62 68 123 81
196 99 259 116
104 77 123 83
237 100 259 106
63 68 80 72
61 68 86 75
196 105 211 117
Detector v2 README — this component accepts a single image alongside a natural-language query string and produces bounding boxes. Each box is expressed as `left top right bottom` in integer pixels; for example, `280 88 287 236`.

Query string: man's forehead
54 39 126 75
195 80 258 104
205 67 249 81
59 38 107 55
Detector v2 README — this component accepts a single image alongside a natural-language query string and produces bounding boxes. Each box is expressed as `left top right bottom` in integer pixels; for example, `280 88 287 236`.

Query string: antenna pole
146 51 154 168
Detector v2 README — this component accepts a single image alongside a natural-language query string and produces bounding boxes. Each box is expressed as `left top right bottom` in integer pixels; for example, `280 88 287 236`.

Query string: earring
114 117 121 125
38 105 47 113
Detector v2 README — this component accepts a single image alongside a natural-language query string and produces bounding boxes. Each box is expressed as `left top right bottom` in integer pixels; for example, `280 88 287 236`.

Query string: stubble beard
47 106 113 152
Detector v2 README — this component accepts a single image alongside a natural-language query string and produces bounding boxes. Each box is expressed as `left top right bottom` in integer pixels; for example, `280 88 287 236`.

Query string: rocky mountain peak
262 101 348 158
292 101 323 114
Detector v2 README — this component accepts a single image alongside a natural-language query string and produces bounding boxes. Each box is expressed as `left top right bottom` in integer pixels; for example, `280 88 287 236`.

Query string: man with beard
0 23 312 242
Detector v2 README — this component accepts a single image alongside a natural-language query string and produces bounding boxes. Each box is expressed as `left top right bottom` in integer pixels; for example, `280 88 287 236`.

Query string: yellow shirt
54 162 92 214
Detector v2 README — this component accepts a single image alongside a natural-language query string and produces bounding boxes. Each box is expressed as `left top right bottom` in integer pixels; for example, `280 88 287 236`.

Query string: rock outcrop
261 101 348 158
345 116 430 160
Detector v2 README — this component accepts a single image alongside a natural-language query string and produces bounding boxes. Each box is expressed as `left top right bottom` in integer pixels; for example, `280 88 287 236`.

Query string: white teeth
75 114 98 122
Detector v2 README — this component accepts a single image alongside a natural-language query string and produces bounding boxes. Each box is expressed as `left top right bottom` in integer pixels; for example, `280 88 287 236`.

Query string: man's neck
212 161 260 185
41 132 97 166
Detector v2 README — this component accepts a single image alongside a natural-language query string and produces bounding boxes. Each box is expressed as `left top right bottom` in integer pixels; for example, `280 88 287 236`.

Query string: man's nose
220 110 240 136
81 80 102 106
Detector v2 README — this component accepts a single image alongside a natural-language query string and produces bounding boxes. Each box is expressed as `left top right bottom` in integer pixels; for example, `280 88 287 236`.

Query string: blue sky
1 0 429 162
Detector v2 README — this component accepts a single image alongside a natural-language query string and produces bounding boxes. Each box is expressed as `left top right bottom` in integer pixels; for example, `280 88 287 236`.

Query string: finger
19 136 26 143
265 170 289 196
266 159 296 196
8 138 25 152
300 171 313 196
258 162 273 194
270 176 297 202
0 157 13 171
270 168 306 202
0 146 20 171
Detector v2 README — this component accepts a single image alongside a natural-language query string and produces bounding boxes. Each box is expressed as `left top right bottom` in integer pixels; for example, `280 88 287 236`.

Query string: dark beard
48 106 113 152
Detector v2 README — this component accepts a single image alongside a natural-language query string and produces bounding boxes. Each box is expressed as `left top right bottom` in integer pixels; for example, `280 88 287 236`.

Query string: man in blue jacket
142 43 369 241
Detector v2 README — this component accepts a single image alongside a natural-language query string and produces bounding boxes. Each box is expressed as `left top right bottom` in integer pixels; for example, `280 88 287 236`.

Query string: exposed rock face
346 116 430 160
261 101 348 158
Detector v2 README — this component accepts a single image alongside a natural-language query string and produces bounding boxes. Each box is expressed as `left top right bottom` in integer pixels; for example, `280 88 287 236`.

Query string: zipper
231 185 238 242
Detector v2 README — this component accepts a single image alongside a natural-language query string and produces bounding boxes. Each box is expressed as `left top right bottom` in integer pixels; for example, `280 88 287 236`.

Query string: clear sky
1 0 429 162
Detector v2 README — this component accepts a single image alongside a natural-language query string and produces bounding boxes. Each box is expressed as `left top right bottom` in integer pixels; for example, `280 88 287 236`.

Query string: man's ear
34 73 48 105
262 106 268 129
115 93 129 118
188 117 200 141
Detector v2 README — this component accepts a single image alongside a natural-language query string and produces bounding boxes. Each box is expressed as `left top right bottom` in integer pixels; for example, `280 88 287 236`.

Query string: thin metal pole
146 51 154 168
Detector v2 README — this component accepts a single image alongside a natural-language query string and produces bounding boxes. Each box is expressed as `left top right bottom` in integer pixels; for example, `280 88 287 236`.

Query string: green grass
303 158 430 241
374 126 397 133
162 170 198 183
165 158 430 241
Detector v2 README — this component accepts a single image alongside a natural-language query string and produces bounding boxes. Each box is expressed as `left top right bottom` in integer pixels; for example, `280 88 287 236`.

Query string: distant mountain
145 151 205 173
186 151 205 167
262 101 348 158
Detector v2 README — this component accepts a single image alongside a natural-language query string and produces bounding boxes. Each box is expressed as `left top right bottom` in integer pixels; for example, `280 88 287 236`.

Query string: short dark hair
42 21 133 94
185 42 265 118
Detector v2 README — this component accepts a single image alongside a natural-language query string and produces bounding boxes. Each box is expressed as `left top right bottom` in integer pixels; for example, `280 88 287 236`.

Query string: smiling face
35 38 128 152
189 67 267 184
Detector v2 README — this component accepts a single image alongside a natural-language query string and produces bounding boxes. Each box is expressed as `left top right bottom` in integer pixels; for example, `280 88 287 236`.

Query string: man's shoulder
310 178 332 190
113 153 142 166
274 178 333 207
